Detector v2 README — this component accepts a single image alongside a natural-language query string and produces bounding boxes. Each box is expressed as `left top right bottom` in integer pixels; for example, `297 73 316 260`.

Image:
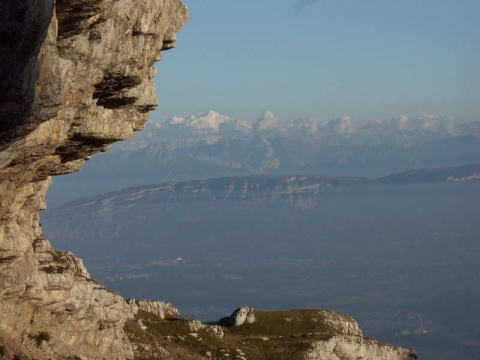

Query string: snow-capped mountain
46 110 480 207
165 110 230 131
116 110 478 152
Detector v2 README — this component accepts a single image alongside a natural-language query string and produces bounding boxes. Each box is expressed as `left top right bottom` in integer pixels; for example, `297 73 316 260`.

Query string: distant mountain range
118 110 480 151
378 163 480 183
49 164 480 213
46 110 480 207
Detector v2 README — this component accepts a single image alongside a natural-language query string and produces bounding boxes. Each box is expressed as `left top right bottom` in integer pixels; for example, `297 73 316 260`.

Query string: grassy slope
125 309 340 360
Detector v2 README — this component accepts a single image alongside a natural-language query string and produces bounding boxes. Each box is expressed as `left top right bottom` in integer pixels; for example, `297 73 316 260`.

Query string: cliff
0 1 415 359
0 0 187 358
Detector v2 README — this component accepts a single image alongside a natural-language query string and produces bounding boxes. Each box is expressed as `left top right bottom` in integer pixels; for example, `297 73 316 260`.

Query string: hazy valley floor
43 181 480 359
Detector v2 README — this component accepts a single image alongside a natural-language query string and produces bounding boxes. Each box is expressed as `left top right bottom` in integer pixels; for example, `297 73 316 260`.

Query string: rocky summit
125 306 417 360
0 1 415 359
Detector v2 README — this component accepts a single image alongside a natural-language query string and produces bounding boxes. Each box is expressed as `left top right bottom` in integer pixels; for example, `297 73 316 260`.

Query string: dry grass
125 308 338 360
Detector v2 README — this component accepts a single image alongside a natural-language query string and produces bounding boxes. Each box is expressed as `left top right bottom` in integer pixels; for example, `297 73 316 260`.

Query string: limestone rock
246 312 256 324
305 335 417 360
209 307 416 360
316 309 362 336
219 306 256 327
127 298 180 319
0 0 187 358
187 320 224 340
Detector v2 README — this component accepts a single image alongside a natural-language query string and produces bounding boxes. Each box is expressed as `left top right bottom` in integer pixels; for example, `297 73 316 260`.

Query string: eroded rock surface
0 0 187 358
127 298 180 320
305 335 416 360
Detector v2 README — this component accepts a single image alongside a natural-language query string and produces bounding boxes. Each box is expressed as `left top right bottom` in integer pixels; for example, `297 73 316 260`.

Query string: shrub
29 331 52 348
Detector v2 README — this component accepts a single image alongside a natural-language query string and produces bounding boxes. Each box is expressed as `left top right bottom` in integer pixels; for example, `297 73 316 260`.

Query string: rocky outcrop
317 309 362 336
303 313 416 359
0 0 187 358
218 306 256 327
124 307 416 360
187 320 225 340
127 298 180 319
305 335 416 360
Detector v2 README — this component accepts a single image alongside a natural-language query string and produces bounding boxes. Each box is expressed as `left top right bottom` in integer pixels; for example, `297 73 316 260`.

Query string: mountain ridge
51 163 480 211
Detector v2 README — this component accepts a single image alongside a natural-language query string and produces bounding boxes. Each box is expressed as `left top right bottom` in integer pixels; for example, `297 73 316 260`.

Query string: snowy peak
168 116 186 125
254 110 285 133
136 110 480 153
166 110 230 131
188 110 230 130
159 110 473 141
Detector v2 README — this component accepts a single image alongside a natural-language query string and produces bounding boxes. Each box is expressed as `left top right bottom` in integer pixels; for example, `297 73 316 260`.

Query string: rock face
300 312 416 360
305 335 416 360
0 0 187 358
127 298 180 320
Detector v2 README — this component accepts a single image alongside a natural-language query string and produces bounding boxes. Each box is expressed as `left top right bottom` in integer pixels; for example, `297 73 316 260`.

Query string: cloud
254 110 289 133
295 0 320 11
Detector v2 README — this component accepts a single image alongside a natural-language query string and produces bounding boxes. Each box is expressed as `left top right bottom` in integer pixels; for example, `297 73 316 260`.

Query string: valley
43 176 480 359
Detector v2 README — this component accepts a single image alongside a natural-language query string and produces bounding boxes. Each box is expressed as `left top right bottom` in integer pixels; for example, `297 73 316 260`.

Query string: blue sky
153 0 479 122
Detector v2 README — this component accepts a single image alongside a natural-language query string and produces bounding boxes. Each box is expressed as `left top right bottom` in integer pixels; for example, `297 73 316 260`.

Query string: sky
152 0 480 122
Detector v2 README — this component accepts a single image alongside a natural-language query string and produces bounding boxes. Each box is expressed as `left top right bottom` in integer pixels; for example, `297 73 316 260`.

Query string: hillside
377 163 480 183
124 305 415 360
